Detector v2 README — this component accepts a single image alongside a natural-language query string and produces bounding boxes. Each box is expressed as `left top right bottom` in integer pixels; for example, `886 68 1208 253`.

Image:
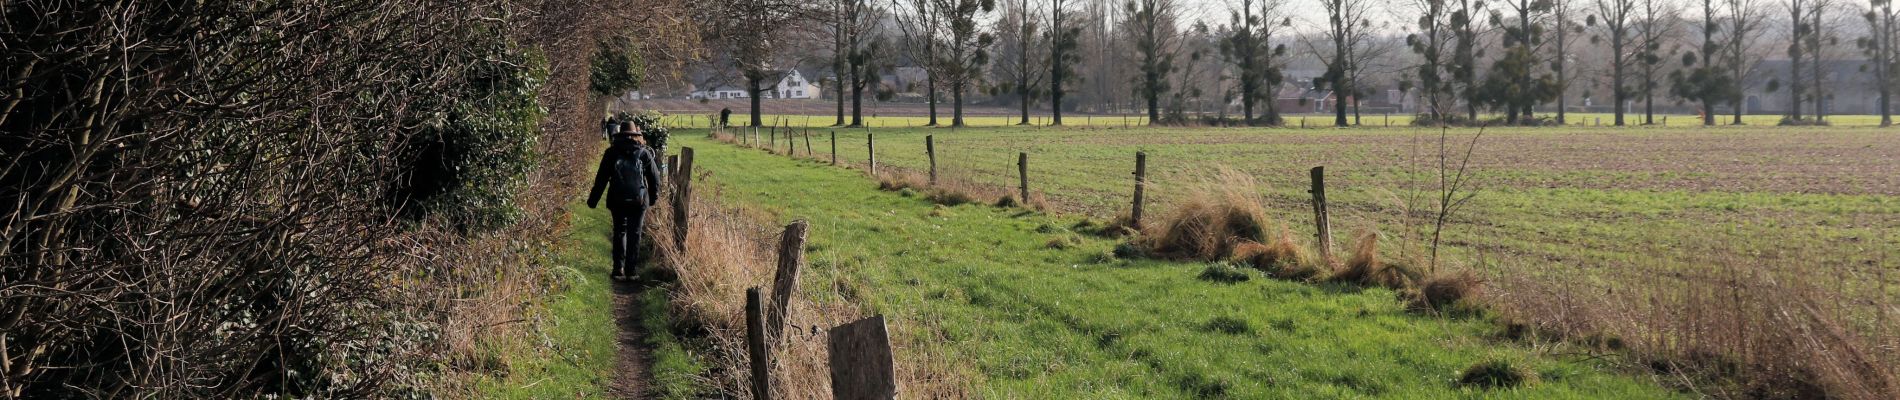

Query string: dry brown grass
1229 229 1320 281
1488 246 1898 399
644 177 969 398
1137 168 1273 260
1328 230 1418 290
1411 269 1483 311
871 168 1013 209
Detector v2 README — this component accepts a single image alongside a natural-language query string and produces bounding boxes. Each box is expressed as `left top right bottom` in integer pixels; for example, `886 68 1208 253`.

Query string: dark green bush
391 36 546 232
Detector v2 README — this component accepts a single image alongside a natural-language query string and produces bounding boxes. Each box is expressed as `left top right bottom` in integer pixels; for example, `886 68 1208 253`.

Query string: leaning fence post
768 220 809 343
747 288 771 400
804 129 813 155
830 131 839 165
1131 151 1147 229
673 147 695 253
1018 152 1030 205
926 135 937 186
867 133 877 175
1309 166 1333 263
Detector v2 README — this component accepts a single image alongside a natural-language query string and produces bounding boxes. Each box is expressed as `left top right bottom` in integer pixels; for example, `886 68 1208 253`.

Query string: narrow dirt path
607 279 652 398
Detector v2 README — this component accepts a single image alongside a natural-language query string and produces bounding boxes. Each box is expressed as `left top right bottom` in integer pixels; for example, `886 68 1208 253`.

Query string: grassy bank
660 133 1682 398
704 122 1900 396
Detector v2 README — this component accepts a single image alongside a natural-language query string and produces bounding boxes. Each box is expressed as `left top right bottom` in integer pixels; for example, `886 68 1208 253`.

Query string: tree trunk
1885 10 1896 126
851 62 865 126
1332 71 1348 127
952 83 965 127
927 77 940 126
1613 41 1626 126
836 17 848 127
750 75 765 127
1051 66 1064 125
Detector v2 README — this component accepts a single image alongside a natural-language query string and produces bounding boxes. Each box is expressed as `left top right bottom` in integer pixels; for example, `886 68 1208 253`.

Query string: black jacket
588 137 662 209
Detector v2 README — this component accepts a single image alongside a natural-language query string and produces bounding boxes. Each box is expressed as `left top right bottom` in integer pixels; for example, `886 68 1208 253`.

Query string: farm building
687 69 822 100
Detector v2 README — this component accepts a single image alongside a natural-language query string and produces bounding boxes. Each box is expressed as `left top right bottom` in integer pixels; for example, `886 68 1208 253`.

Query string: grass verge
666 133 1684 398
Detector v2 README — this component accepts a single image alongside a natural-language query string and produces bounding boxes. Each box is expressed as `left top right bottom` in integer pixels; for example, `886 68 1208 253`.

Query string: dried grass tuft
1139 168 1272 260
1329 230 1416 290
1412 269 1483 311
1229 229 1320 281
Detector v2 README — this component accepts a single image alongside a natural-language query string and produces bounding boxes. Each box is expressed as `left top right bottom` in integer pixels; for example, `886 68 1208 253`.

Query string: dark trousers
609 205 648 275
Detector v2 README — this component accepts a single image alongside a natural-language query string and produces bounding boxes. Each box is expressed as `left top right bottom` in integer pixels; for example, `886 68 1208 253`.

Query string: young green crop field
665 133 1686 398
741 122 1900 305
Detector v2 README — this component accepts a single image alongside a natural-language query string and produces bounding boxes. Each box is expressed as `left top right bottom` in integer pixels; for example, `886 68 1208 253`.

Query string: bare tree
1129 0 1184 123
1222 0 1290 125
892 0 946 125
1412 0 1458 122
710 0 815 126
1807 0 1840 121
996 0 1050 124
1636 0 1680 124
1726 0 1768 124
1049 0 1083 124
1594 0 1639 125
1319 0 1378 126
1170 21 1222 119
1453 0 1491 120
829 0 882 126
931 0 996 127
1864 0 1897 126
1785 0 1813 121
1553 0 1581 124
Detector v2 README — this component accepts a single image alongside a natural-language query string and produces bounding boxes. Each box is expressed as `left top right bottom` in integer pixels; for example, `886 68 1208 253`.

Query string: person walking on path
588 122 662 281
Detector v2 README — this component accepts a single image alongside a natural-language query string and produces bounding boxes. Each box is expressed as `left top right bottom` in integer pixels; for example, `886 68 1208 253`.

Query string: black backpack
609 147 648 204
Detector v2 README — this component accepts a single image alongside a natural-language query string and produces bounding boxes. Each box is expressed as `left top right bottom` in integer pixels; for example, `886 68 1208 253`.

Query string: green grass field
659 133 1685 398
737 122 1900 303
652 111 1900 129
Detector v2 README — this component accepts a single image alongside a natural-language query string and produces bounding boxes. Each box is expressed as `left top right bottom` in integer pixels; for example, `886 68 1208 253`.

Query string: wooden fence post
830 131 838 165
804 129 813 155
867 133 877 175
925 135 937 186
1309 166 1333 263
667 154 680 184
828 316 896 400
747 288 771 400
673 147 695 253
768 220 809 343
1018 152 1029 204
1131 152 1147 229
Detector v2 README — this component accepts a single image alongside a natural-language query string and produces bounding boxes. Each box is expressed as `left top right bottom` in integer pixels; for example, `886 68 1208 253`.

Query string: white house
688 69 822 100
774 70 820 99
